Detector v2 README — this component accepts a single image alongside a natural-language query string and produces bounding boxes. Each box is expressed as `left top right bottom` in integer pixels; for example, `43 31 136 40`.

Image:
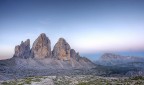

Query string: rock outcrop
70 49 81 61
52 38 71 60
13 39 30 59
31 33 51 59
70 49 77 59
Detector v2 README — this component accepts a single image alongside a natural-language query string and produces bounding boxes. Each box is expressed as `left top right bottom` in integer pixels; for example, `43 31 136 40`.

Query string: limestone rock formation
12 33 95 69
70 49 76 59
70 49 81 61
52 38 71 60
13 39 30 59
31 33 51 59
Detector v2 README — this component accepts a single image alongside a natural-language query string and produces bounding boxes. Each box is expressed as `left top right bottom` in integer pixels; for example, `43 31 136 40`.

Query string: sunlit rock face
52 38 71 60
31 33 51 59
13 39 30 59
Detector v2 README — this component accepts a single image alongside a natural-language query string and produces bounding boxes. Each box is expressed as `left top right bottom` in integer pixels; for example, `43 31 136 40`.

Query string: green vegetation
130 76 144 80
24 77 33 84
76 82 87 85
1 81 17 85
53 76 71 85
1 82 9 85
1 75 144 85
17 83 24 85
1 76 43 85
33 78 41 82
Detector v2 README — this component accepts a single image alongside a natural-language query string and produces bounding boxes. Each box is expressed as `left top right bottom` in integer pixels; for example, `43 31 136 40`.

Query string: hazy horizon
0 0 144 60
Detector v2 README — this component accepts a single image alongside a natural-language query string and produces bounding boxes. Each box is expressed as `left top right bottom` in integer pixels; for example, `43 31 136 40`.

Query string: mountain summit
13 39 30 59
31 33 51 59
52 38 71 60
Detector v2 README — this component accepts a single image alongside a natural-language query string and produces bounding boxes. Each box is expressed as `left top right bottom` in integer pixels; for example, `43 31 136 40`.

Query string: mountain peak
13 39 30 59
31 33 51 59
39 33 47 38
58 38 66 41
52 37 71 60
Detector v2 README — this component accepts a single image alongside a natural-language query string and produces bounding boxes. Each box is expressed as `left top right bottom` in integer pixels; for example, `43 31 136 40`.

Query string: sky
0 0 144 60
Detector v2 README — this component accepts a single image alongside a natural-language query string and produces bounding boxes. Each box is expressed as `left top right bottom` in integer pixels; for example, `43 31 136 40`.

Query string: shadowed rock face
70 49 81 61
13 39 30 59
52 38 71 60
70 49 76 59
31 33 51 59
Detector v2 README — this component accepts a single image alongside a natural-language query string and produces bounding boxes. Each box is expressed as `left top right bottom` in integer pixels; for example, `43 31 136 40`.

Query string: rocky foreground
1 75 144 85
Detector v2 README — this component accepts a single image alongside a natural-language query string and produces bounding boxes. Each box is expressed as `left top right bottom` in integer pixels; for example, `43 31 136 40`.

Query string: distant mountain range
93 53 144 77
95 53 144 66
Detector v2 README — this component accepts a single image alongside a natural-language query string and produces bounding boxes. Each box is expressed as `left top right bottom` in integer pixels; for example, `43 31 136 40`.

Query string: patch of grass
76 82 88 85
131 76 144 80
1 81 17 85
1 82 9 85
18 83 24 85
24 77 33 84
35 76 44 78
33 78 41 82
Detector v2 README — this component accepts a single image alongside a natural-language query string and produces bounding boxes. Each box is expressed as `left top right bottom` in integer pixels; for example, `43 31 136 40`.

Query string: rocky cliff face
70 49 82 61
70 49 77 59
52 38 71 60
31 33 51 59
13 39 30 59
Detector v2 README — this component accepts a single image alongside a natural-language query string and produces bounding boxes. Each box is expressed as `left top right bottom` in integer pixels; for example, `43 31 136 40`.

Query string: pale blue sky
0 0 144 60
